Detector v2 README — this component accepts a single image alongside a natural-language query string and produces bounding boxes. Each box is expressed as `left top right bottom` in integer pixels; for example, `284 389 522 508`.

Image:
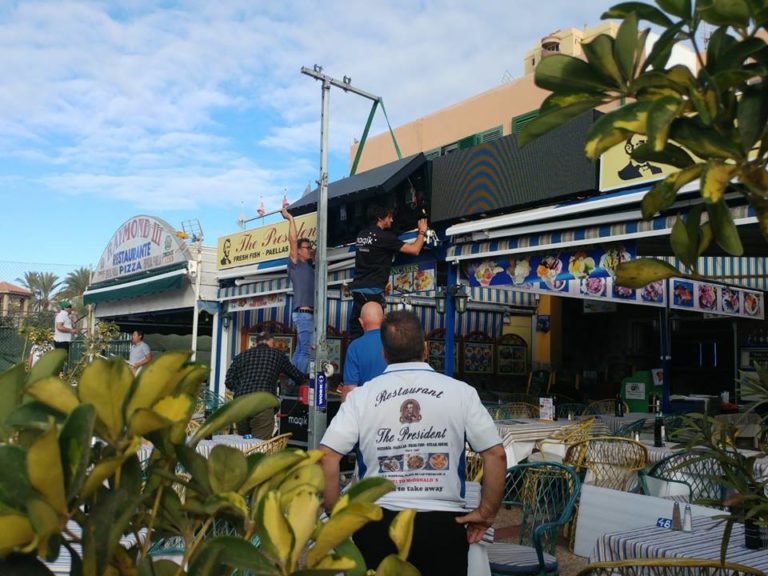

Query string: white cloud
0 0 619 214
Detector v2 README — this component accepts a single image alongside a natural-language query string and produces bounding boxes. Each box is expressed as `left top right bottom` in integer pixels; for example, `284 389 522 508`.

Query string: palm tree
16 271 61 312
60 267 91 300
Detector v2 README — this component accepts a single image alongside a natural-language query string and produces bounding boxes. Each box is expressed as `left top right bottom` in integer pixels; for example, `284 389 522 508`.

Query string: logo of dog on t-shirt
399 399 422 424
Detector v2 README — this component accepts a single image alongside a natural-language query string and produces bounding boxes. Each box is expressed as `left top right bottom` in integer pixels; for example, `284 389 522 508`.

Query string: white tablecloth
138 434 265 462
591 516 768 572
495 418 609 465
597 412 649 434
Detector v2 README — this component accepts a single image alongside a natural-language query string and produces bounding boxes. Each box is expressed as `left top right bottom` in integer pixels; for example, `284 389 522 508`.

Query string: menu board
390 262 436 294
249 334 293 358
463 341 493 374
539 397 554 421
427 339 459 373
497 344 527 375
669 278 764 319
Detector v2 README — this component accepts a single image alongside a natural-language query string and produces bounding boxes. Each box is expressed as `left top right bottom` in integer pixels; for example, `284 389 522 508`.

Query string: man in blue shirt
340 301 387 400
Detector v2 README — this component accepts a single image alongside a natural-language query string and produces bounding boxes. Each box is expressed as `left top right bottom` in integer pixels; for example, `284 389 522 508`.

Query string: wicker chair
639 449 727 506
576 558 765 575
530 417 596 462
555 402 591 419
563 437 648 491
245 432 292 456
588 399 630 415
488 462 581 575
614 417 647 438
464 449 484 482
495 402 541 420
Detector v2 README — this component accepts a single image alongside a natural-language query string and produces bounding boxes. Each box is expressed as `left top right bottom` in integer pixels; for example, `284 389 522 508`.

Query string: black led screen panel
430 111 599 223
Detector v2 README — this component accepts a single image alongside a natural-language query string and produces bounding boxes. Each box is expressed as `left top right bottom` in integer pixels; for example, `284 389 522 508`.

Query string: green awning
84 268 187 305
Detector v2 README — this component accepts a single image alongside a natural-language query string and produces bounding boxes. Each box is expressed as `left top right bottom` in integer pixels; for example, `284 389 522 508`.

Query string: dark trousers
235 408 275 439
350 292 385 340
53 341 70 351
352 508 469 576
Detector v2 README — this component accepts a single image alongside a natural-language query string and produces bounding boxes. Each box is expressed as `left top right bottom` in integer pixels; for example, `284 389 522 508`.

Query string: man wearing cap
225 332 308 439
281 207 315 375
54 300 78 351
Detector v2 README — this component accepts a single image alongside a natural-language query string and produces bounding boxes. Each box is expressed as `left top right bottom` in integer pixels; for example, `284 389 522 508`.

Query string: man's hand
281 207 293 220
455 507 495 544
417 218 428 234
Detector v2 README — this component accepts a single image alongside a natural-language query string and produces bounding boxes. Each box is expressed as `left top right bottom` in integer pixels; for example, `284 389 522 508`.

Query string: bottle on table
672 502 682 531
552 394 558 421
682 504 693 532
648 392 657 413
615 393 624 417
654 401 664 448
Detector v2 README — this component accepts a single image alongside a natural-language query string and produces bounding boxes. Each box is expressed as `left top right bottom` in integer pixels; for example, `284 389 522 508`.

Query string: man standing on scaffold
282 206 316 376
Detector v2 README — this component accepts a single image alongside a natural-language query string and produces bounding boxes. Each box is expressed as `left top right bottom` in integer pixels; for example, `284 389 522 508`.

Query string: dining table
596 412 649 434
138 434 266 462
494 418 610 465
590 516 768 573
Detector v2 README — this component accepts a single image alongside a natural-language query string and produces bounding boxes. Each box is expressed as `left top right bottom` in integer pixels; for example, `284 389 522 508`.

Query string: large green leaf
646 95 683 151
26 497 62 559
81 488 138 576
0 514 37 559
707 199 744 255
59 404 96 503
255 490 294 566
25 377 80 417
286 488 322 570
534 54 616 93
697 0 750 28
175 445 212 495
582 35 623 86
78 357 133 442
585 101 652 159
614 12 639 82
669 118 743 159
615 258 680 288
602 3 674 27
685 204 707 262
189 392 279 446
714 36 767 73
388 509 416 561
331 477 395 516
27 425 67 515
0 445 35 510
307 502 383 568
374 554 420 576
0 364 26 436
641 164 703 218
517 97 606 147
738 84 768 150
125 352 190 420
28 349 67 385
207 445 247 494
5 402 66 428
188 536 279 576
670 216 693 267
239 449 307 496
701 160 738 204
658 0 692 19
689 87 719 126
641 22 686 71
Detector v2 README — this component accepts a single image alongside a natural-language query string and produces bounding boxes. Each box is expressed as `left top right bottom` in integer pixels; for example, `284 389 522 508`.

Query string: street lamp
434 285 468 315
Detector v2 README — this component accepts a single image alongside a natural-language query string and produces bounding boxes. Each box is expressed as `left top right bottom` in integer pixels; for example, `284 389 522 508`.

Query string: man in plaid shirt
225 332 307 438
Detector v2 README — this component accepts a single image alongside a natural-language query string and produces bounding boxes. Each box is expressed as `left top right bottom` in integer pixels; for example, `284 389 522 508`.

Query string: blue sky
0 0 618 284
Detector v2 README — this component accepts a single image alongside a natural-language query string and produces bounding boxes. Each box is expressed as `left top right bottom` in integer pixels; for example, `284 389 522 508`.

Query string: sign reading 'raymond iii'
93 215 191 283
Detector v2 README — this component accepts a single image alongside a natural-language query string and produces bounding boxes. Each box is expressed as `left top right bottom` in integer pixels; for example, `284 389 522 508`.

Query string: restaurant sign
227 293 286 313
93 216 190 284
669 278 764 320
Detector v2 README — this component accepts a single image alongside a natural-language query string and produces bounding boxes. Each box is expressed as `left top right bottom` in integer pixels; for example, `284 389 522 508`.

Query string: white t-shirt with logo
321 362 501 512
54 310 73 343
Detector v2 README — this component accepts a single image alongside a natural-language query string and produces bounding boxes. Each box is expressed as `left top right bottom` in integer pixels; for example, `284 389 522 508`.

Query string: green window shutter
458 134 480 149
479 126 503 143
425 147 441 160
512 110 539 134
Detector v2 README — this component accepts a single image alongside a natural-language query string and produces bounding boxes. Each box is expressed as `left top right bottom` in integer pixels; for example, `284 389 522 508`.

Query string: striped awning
218 268 354 302
447 204 756 262
660 256 768 292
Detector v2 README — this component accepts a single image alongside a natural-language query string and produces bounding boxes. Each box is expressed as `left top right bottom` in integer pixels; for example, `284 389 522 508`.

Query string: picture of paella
393 271 413 292
414 269 435 292
406 454 426 470
428 453 449 471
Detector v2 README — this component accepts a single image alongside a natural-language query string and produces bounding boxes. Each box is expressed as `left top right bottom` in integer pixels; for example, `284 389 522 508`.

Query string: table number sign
539 397 554 421
656 517 673 529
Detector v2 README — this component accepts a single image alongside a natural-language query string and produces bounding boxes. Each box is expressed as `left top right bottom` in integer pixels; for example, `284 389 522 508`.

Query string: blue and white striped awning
447 204 756 262
218 267 355 302
660 256 768 292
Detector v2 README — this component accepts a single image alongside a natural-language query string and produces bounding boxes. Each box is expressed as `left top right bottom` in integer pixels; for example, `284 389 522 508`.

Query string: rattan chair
576 558 765 575
639 449 727 506
588 399 630 415
488 462 581 575
555 402 591 419
614 417 647 438
495 402 541 420
563 437 648 491
245 432 292 456
464 449 484 482
530 417 596 462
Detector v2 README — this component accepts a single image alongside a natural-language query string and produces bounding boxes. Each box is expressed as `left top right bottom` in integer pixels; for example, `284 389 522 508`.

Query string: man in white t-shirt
128 330 152 375
319 310 506 576
53 300 77 351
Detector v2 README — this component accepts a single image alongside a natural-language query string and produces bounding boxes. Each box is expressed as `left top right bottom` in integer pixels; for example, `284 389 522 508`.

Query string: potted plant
0 350 418 575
